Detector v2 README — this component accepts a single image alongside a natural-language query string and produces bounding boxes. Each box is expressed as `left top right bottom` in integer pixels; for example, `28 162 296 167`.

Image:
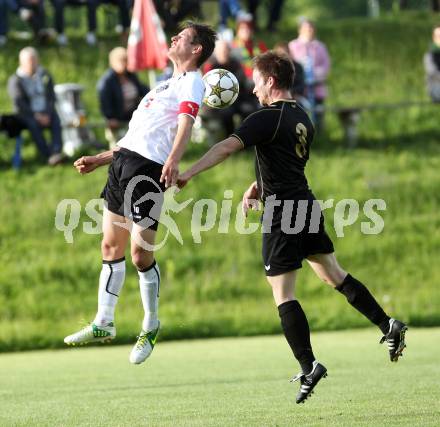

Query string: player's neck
269 90 293 104
173 59 198 76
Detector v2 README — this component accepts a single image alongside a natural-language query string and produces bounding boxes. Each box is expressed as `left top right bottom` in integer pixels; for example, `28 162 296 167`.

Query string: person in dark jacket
97 47 148 147
7 46 63 165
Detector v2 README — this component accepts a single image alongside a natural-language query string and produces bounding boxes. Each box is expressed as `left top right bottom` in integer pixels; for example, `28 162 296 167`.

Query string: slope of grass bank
0 138 439 351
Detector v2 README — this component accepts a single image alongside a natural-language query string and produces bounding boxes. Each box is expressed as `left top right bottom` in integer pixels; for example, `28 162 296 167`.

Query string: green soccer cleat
129 322 160 365
64 322 116 346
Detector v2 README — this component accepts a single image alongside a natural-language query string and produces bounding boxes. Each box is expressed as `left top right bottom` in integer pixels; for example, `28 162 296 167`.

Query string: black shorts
262 191 334 276
100 148 165 230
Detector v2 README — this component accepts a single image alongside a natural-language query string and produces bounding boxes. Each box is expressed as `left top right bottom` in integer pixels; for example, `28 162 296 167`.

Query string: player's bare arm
73 146 120 175
242 181 260 217
160 114 195 188
177 136 243 188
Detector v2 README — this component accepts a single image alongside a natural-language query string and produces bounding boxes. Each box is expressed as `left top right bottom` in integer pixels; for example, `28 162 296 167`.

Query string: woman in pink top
289 18 330 128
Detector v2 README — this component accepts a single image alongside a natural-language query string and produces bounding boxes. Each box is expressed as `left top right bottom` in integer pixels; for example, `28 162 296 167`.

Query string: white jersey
117 71 205 165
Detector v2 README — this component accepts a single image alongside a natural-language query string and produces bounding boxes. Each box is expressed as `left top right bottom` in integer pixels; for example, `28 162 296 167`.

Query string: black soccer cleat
380 318 408 362
290 361 328 404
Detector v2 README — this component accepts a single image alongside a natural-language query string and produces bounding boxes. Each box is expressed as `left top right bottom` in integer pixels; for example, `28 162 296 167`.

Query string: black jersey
232 99 314 201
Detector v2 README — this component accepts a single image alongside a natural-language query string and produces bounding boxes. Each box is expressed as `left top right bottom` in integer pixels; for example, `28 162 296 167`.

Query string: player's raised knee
131 249 153 271
101 240 124 260
319 269 347 287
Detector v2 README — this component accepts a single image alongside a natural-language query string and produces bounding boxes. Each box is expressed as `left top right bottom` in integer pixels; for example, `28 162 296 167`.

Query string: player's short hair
253 51 295 90
183 21 217 67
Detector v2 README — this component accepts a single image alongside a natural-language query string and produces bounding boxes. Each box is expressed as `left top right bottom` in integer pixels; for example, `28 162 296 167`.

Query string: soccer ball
203 68 239 109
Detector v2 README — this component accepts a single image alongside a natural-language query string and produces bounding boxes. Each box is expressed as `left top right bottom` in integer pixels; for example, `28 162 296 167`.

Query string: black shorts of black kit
262 191 334 276
100 148 165 231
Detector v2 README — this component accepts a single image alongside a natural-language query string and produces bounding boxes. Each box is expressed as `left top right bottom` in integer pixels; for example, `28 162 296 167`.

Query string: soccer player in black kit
178 51 407 404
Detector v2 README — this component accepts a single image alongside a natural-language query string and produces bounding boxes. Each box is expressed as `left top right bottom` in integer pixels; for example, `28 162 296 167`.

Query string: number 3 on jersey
295 123 308 158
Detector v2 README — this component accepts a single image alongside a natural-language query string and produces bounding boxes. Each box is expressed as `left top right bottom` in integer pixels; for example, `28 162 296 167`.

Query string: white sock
94 258 126 326
138 261 160 332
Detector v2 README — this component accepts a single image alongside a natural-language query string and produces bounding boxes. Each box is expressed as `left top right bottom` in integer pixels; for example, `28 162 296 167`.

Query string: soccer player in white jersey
64 22 217 364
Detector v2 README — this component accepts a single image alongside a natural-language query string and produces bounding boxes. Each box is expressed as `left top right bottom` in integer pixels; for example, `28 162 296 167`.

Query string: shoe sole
129 345 154 365
297 370 328 404
65 336 115 346
391 326 408 362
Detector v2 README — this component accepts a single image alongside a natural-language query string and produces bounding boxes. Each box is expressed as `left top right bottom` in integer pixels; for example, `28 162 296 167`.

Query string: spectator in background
52 0 97 45
154 0 201 32
424 24 440 102
99 0 130 37
52 0 130 46
289 18 330 129
273 41 305 99
0 0 18 46
202 39 258 138
218 0 248 31
231 13 267 78
266 0 284 31
0 0 46 45
247 0 285 31
20 0 47 38
7 47 64 165
97 47 148 148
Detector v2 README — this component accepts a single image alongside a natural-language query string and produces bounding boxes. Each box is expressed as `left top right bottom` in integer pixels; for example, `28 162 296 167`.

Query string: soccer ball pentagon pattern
203 68 239 109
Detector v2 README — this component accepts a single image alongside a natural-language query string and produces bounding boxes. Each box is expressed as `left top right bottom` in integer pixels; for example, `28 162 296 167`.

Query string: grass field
1 328 439 426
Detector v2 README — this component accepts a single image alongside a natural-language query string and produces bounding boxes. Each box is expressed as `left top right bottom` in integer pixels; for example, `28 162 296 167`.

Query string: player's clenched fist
73 156 100 174
242 181 260 217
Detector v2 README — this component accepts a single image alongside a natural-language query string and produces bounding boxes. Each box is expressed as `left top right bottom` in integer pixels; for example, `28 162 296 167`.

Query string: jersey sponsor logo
179 101 199 118
156 83 170 93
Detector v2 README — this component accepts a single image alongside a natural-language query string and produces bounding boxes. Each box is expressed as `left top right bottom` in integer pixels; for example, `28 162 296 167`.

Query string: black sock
336 274 390 334
278 300 315 374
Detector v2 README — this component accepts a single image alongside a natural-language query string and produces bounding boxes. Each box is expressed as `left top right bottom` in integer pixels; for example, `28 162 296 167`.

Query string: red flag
127 0 169 71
